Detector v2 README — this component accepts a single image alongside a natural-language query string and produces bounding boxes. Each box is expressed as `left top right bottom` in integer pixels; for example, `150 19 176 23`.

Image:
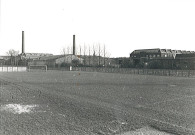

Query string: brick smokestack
22 31 25 54
73 35 75 55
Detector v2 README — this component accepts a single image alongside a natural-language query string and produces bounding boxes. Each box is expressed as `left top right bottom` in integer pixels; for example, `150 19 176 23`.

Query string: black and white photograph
0 0 195 134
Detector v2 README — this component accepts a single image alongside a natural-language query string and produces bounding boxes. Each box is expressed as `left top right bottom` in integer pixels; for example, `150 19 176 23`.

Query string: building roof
160 49 166 53
22 53 53 60
25 53 53 56
39 54 83 61
131 48 194 55
133 48 161 54
39 55 64 60
166 49 172 53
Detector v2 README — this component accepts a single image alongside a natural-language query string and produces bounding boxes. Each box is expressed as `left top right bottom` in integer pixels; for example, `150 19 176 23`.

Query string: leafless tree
6 49 19 66
83 44 86 65
85 43 110 67
105 51 111 67
67 46 70 54
98 44 101 66
88 45 91 66
79 45 82 56
6 49 19 56
61 47 67 65
93 44 96 66
62 47 66 55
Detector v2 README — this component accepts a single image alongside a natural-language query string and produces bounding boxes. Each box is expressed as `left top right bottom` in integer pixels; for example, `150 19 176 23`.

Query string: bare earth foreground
0 71 195 135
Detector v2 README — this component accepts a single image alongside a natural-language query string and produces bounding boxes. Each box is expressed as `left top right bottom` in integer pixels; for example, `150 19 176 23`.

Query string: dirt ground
0 71 195 134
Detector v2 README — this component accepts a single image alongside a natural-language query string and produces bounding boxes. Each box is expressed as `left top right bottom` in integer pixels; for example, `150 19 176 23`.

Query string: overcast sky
0 0 195 57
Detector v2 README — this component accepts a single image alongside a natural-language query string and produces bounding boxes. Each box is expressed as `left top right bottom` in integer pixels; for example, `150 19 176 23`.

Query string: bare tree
88 45 91 66
79 45 82 56
6 49 19 56
83 44 86 66
62 47 66 55
67 46 70 54
105 51 111 67
61 47 66 65
6 49 19 66
93 44 96 66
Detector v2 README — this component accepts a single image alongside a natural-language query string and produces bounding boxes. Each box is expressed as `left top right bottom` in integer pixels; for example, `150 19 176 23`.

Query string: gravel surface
0 71 195 134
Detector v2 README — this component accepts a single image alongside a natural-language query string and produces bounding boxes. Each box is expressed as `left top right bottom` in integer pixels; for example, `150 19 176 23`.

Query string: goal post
28 65 47 72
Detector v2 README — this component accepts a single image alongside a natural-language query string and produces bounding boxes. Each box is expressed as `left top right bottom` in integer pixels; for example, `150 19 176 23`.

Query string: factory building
28 54 84 68
130 48 195 69
175 53 195 70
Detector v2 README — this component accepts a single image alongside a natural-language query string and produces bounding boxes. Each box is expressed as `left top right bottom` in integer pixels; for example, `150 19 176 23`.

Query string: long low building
28 54 84 68
130 48 195 69
21 53 53 60
129 48 193 59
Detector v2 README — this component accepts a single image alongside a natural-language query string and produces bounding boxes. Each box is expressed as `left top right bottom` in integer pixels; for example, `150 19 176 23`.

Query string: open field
0 71 195 134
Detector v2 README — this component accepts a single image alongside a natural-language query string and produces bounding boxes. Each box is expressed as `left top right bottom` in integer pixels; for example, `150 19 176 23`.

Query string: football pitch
0 71 195 134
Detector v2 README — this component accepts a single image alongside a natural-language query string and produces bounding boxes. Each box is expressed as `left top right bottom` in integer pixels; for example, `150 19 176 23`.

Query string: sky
0 0 195 57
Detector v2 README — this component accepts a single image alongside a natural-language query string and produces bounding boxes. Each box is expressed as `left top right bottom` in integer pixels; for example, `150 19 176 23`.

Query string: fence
47 67 71 71
71 67 195 77
0 66 27 72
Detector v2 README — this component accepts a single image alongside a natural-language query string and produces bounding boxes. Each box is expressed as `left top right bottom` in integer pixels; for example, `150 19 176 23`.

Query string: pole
22 31 25 54
73 35 75 55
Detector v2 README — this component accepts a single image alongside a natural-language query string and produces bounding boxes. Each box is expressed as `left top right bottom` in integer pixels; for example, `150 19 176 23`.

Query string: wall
0 66 27 72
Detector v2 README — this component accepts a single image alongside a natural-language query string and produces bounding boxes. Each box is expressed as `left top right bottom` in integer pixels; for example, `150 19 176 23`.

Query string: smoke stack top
73 35 75 55
22 31 25 54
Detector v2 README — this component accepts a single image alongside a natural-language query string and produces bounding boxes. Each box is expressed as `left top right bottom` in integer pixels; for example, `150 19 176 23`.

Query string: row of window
146 54 161 58
132 54 173 58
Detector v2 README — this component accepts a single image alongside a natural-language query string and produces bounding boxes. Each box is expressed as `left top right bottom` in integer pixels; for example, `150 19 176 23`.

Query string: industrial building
3 30 195 70
20 33 84 68
28 54 84 68
130 48 195 69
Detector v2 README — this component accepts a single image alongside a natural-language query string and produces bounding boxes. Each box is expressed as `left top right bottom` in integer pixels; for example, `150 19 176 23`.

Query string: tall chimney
22 31 25 54
73 35 75 55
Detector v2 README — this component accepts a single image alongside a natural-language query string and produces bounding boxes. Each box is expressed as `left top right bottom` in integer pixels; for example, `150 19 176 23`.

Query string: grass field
0 71 195 134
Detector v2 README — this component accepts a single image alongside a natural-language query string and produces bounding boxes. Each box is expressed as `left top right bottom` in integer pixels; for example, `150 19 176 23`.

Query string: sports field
0 71 195 134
